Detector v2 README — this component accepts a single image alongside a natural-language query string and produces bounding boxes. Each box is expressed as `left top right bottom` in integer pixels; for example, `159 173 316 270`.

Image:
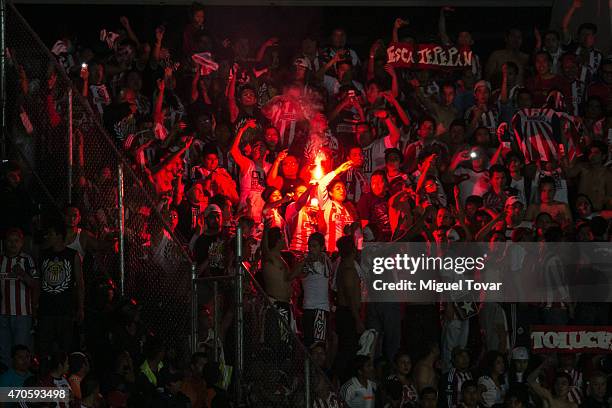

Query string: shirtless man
334 235 364 383
64 205 114 260
528 358 578 408
526 176 572 228
262 226 303 340
414 342 441 392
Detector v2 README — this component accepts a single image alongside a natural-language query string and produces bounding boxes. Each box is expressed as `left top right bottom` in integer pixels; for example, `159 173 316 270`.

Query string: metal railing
3 0 193 361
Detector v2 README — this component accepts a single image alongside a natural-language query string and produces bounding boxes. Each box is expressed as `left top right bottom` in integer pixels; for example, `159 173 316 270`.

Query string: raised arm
315 52 343 80
367 40 382 82
382 91 410 126
475 210 504 242
534 27 542 52
415 154 436 193
528 361 555 406
562 0 582 44
227 64 239 123
256 37 278 63
317 161 353 206
230 119 257 173
392 17 408 44
120 16 140 47
384 64 399 99
152 26 165 62
438 7 453 45
153 78 165 126
266 149 288 190
375 109 401 146
80 65 89 98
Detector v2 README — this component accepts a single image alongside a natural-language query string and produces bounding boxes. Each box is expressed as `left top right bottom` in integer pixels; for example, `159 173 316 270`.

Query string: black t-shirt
103 102 135 143
194 233 227 276
38 247 78 316
357 192 391 241
583 397 609 408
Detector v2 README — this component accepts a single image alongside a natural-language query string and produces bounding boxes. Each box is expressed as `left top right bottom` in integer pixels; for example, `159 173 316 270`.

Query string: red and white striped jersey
289 206 318 253
511 108 562 163
317 170 355 254
0 253 38 316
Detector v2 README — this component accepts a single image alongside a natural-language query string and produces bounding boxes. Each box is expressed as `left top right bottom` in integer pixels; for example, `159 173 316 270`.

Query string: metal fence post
191 262 197 354
117 163 125 297
213 280 219 361
235 225 243 404
0 0 6 160
67 88 73 203
305 358 311 408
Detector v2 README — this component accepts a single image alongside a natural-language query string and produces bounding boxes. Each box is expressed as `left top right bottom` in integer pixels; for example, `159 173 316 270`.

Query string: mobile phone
347 90 356 98
469 151 478 159
81 63 88 69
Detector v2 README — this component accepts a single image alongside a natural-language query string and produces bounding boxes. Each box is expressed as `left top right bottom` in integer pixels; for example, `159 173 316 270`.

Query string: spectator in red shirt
526 51 565 107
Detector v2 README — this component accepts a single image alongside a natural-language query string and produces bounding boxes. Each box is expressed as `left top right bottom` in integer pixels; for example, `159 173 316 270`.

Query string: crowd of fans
1 0 612 407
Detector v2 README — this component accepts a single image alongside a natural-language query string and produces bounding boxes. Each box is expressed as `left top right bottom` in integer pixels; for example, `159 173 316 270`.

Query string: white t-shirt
509 177 528 206
239 159 271 223
340 377 376 408
363 135 397 181
238 159 270 205
302 258 331 311
478 375 508 408
455 167 491 204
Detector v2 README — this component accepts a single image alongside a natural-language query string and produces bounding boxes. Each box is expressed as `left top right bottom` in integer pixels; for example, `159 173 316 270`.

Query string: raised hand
119 16 130 29
384 63 396 77
496 123 508 144
394 18 409 29
242 119 257 131
277 149 289 162
336 160 353 173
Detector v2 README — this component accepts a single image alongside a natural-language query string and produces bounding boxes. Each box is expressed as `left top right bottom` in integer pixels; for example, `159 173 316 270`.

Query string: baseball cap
505 196 525 208
474 80 491 92
511 347 529 360
204 204 222 217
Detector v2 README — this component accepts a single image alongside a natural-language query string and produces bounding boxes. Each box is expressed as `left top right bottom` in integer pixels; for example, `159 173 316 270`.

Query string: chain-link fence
4 1 193 361
4 3 343 405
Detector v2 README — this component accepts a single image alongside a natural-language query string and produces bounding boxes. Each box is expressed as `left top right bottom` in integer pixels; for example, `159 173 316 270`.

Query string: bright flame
312 151 325 182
